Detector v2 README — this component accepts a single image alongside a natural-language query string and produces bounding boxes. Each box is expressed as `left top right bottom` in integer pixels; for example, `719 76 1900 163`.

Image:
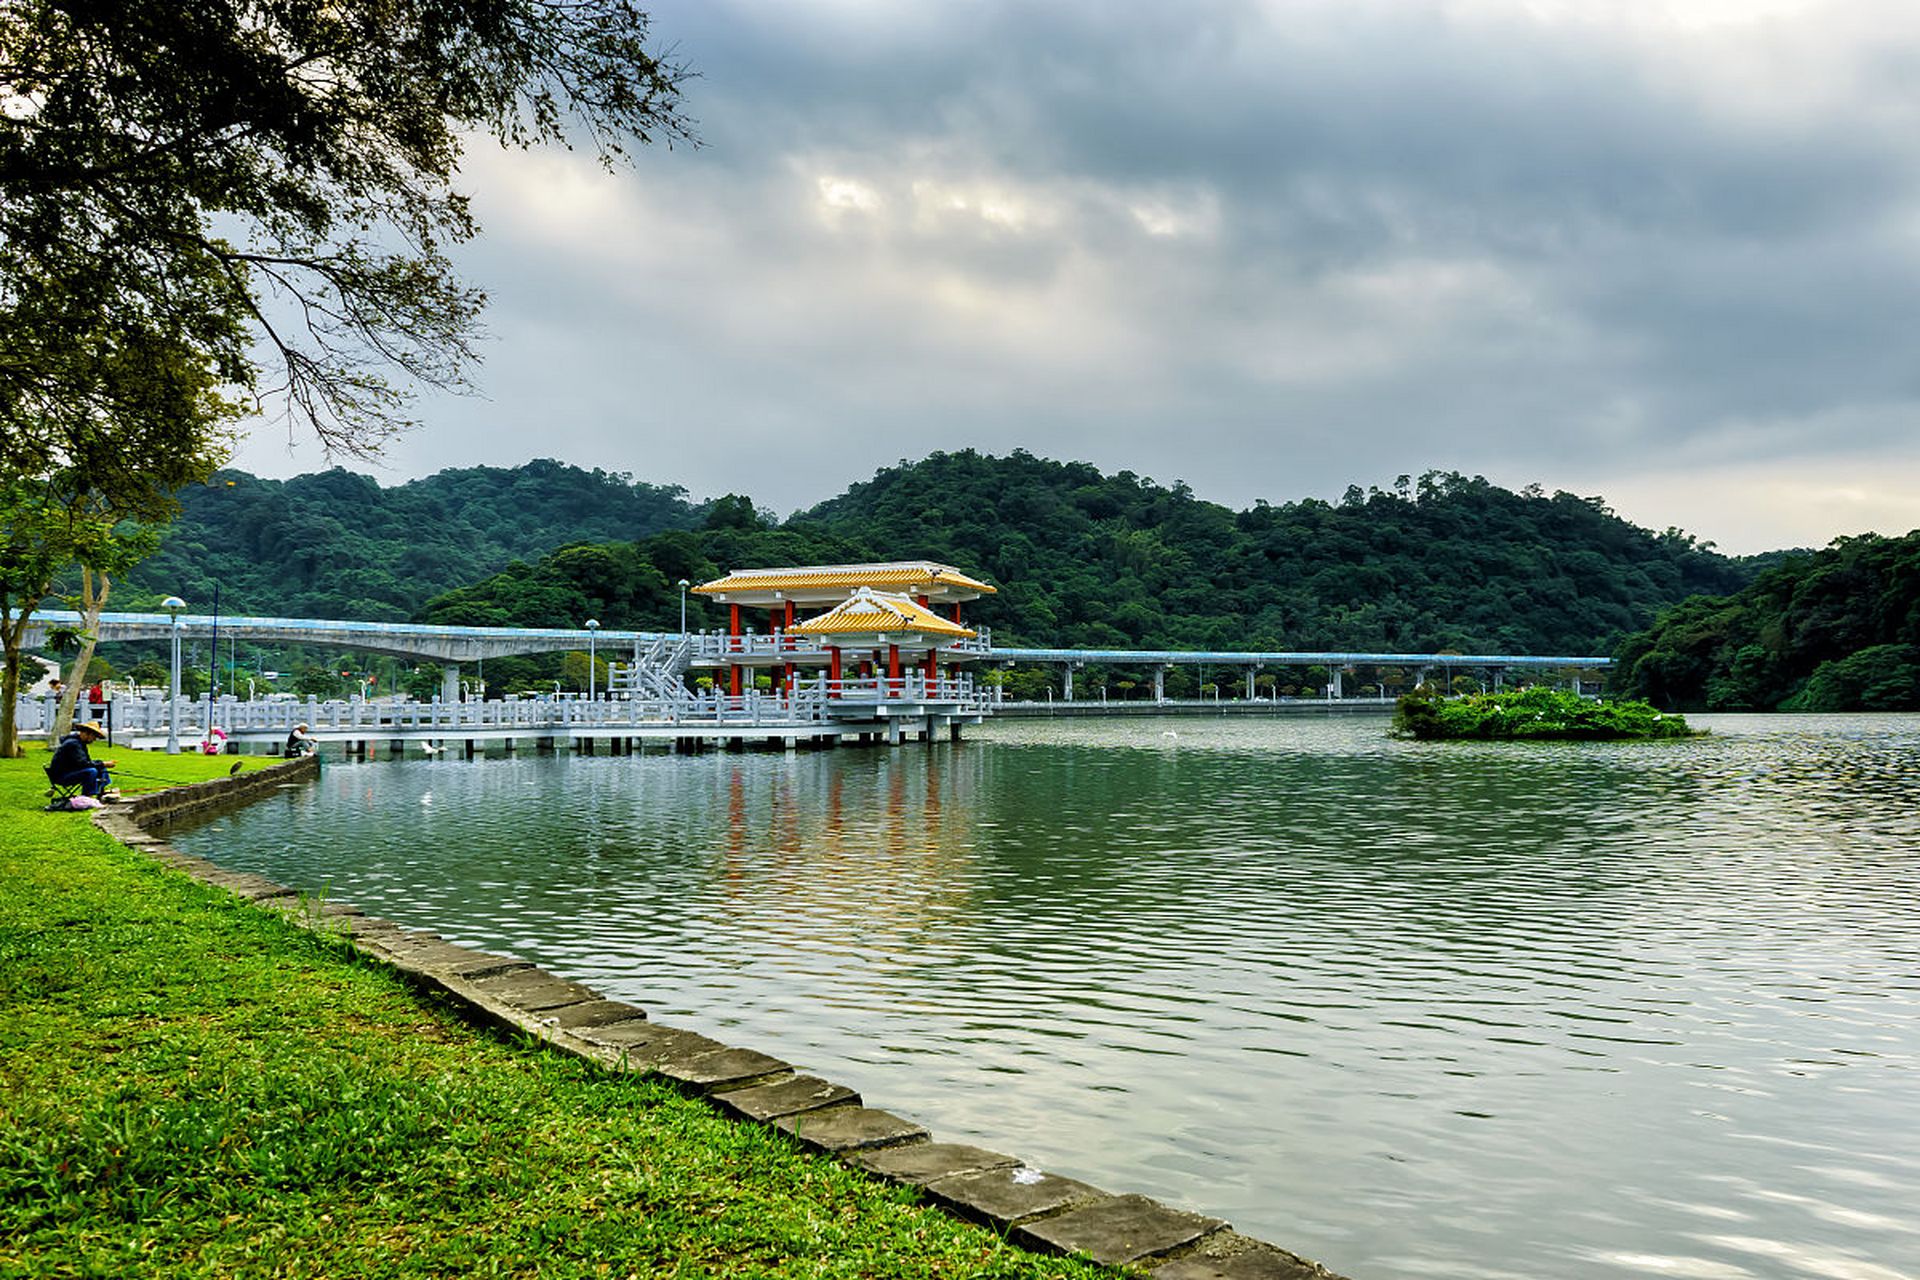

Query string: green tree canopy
407 453 1758 663
0 0 692 467
1615 531 1920 711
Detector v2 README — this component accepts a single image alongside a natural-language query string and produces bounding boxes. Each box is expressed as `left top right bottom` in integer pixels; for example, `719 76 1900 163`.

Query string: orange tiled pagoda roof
693 560 996 605
788 588 976 641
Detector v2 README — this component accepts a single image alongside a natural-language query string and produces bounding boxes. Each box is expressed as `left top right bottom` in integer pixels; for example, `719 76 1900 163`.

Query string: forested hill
122 461 703 619
413 451 1754 656
1614 530 1920 711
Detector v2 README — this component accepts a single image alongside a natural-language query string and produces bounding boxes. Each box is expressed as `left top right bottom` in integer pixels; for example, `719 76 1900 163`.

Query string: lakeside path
0 750 1122 1279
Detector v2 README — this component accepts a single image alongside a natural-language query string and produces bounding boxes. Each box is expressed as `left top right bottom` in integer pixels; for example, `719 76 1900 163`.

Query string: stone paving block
445 955 534 981
547 999 650 1030
202 871 296 901
267 896 357 926
847 1142 1020 1187
713 1074 858 1121
655 1045 792 1092
381 938 523 978
469 968 600 1012
773 1106 929 1154
1151 1233 1347 1280
1013 1194 1225 1265
922 1165 1107 1228
572 1021 727 1069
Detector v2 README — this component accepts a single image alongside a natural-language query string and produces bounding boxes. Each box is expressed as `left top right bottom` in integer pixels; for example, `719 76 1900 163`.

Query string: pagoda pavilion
689 561 995 700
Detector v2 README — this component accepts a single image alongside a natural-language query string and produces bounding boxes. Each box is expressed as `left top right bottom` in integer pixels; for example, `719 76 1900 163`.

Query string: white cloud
817 175 884 216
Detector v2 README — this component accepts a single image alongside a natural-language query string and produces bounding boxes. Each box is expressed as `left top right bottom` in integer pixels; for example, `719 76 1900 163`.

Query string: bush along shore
0 748 1342 1279
1392 686 1698 741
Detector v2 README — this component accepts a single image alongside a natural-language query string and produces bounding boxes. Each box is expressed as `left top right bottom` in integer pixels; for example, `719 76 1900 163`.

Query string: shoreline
77 755 1348 1278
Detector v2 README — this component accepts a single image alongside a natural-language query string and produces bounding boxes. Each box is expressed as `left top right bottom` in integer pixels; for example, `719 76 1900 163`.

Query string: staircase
608 634 692 701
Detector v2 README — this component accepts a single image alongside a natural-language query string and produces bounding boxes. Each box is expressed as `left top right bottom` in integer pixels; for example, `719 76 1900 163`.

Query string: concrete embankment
96 759 1348 1280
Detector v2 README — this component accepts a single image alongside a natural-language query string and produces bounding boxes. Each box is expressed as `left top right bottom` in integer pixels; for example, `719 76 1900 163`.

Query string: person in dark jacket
50 721 115 796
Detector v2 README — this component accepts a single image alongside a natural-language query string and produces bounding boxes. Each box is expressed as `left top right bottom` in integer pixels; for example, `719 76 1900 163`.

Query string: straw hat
74 721 107 739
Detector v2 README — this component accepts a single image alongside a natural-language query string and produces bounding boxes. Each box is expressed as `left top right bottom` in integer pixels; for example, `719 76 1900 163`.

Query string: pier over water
19 588 1612 750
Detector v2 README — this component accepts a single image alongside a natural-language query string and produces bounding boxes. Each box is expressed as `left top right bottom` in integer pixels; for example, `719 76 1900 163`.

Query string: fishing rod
107 761 245 784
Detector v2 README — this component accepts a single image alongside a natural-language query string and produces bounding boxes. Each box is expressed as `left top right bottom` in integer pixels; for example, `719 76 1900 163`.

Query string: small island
1392 686 1697 741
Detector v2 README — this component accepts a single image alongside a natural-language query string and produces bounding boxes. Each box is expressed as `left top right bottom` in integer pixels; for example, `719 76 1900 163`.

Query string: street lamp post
162 596 185 754
585 618 600 703
678 579 690 638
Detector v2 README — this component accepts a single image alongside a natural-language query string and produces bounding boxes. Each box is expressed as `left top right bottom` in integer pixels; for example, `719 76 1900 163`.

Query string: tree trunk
0 614 28 759
52 567 109 740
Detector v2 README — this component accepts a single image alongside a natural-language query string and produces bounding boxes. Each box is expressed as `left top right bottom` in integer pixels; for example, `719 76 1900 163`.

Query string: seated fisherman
50 720 116 797
284 723 317 757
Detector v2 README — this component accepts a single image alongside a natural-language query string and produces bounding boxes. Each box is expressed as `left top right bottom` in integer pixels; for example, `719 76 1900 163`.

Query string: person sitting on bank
285 723 317 757
50 721 116 797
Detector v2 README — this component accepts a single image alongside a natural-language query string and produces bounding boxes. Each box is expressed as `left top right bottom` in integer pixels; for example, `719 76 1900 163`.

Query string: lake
165 712 1920 1280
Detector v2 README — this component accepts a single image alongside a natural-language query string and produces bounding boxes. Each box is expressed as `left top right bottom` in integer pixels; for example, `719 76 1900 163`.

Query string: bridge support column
1153 668 1165 703
1332 669 1343 699
1064 665 1074 702
442 664 462 704
1246 668 1256 700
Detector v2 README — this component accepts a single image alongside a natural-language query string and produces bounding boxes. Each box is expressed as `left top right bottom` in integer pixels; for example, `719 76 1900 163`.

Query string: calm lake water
167 713 1920 1280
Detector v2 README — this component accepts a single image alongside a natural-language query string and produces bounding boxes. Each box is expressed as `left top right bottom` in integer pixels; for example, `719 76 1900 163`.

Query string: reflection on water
171 714 1920 1280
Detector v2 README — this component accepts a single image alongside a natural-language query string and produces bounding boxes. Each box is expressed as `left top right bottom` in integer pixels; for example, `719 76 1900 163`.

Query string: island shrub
1392 685 1696 741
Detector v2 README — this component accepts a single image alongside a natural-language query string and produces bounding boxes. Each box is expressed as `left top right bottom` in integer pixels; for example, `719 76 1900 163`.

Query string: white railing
687 626 991 662
818 672 982 704
13 672 990 742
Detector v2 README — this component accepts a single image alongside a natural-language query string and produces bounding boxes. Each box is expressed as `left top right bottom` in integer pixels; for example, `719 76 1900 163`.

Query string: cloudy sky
232 0 1920 554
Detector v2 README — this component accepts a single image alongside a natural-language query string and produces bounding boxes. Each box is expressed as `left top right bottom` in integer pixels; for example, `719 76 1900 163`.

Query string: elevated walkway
13 673 990 755
16 606 1613 746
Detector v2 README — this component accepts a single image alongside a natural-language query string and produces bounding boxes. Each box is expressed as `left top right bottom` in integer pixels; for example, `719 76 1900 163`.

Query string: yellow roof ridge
694 560 996 596
788 587 976 639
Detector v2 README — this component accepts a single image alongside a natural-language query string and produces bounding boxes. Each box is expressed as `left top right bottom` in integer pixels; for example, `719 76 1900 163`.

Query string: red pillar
952 602 963 624
785 600 796 628
729 664 742 697
925 649 939 691
828 647 842 695
888 644 901 697
729 603 741 636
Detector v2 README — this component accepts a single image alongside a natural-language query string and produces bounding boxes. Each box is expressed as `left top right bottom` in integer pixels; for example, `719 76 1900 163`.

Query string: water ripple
170 712 1920 1280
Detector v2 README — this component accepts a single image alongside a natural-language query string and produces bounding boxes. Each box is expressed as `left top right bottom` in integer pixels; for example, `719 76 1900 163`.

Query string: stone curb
94 760 1350 1280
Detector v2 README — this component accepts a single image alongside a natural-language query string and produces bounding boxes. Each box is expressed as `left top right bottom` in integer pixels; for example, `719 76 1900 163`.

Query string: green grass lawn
0 748 1110 1279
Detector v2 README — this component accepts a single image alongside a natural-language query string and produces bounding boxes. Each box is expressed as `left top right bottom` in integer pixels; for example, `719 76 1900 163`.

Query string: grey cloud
236 0 1920 553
